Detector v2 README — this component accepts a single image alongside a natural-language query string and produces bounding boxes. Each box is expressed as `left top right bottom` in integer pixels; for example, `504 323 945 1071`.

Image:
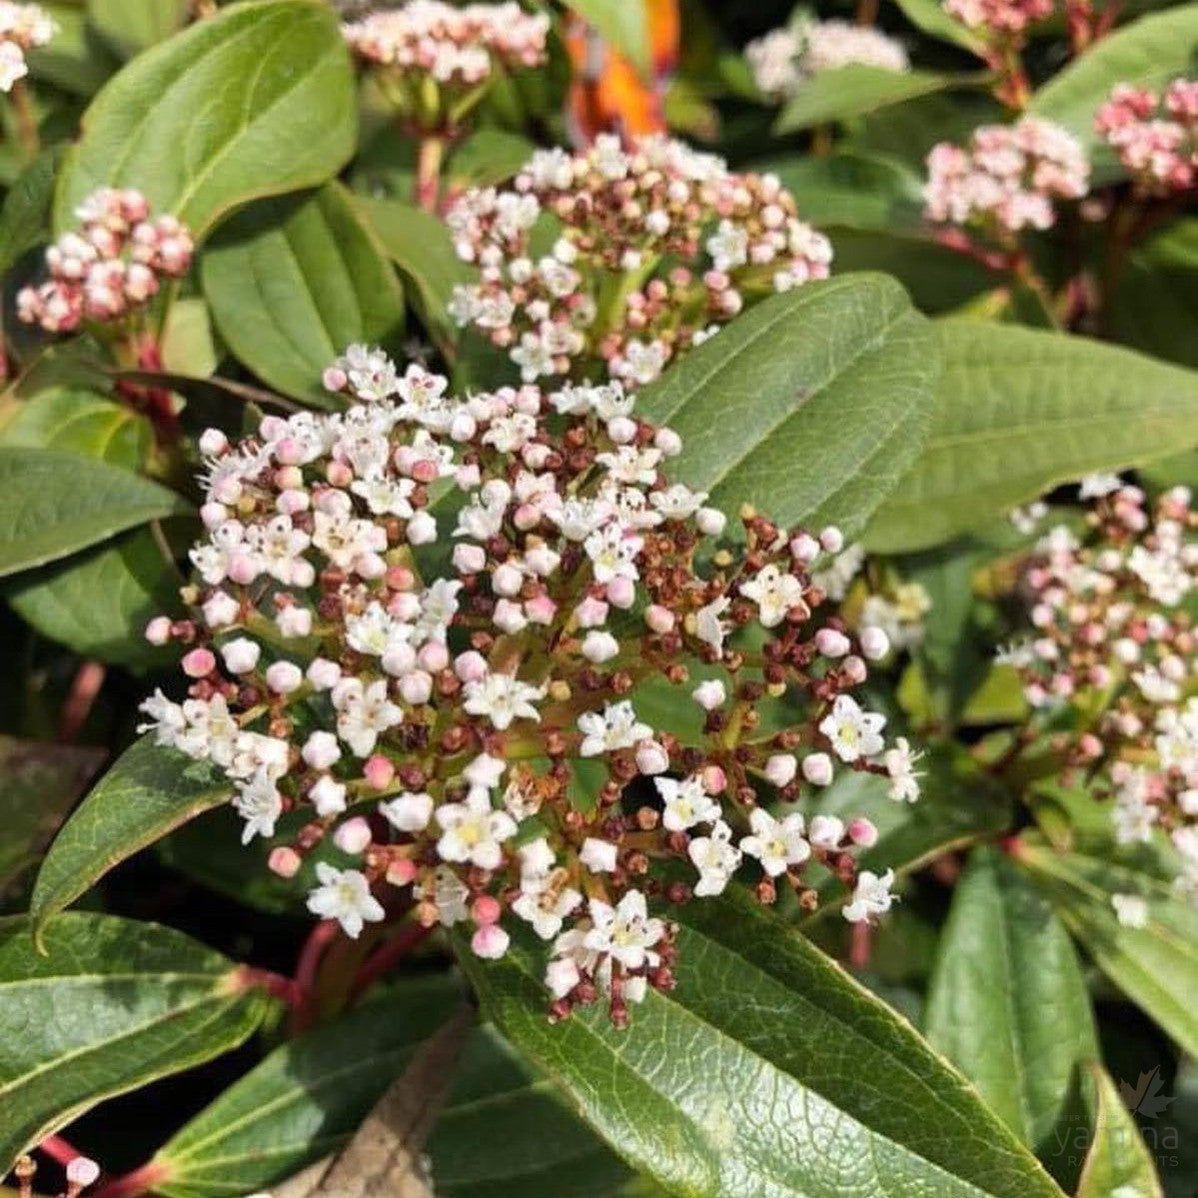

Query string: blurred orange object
565 0 680 143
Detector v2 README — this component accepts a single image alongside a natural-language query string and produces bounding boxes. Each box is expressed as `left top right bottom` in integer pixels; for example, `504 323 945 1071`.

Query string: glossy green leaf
460 891 1065 1198
889 0 988 55
5 528 179 667
865 321 1198 552
1030 5 1198 181
55 0 357 238
87 0 190 59
0 912 269 1175
0 447 188 577
776 66 970 132
0 388 151 470
565 0 650 77
636 274 938 540
1075 1065 1164 1198
448 128 535 188
153 979 459 1198
26 3 121 96
1017 836 1198 1058
757 152 924 232
31 737 232 942
0 737 104 894
355 196 474 343
925 848 1097 1162
1107 218 1198 370
161 296 220 378
202 183 404 404
0 145 63 275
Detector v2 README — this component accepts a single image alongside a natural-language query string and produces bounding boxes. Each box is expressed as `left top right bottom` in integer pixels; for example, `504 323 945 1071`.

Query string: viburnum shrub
5 1 1198 1196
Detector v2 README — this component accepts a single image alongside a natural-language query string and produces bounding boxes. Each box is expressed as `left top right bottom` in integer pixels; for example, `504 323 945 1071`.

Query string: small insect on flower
447 135 832 386
140 346 919 1023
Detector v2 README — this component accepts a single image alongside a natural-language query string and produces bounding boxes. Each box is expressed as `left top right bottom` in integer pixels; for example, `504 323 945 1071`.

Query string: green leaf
152 979 459 1198
1107 218 1198 370
0 447 188 578
30 737 232 942
26 3 121 97
1030 5 1198 182
1075 1064 1164 1198
459 891 1066 1198
202 183 404 404
1017 836 1198 1058
55 0 357 238
161 296 220 378
776 66 971 133
0 912 269 1174
889 0 988 55
865 320 1198 553
5 528 179 667
924 848 1097 1165
448 128 535 188
755 152 924 232
565 0 650 78
87 0 190 59
355 196 474 345
0 388 151 470
0 737 104 895
0 145 64 275
635 274 938 540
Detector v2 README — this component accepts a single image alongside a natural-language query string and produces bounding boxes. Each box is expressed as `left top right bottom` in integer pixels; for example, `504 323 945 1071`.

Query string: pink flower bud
307 658 342 690
848 818 878 848
607 416 637 443
645 604 675 633
764 754 798 787
144 616 172 645
198 428 228 456
841 655 868 684
221 637 261 675
655 427 682 456
473 894 502 926
302 730 341 771
322 366 348 392
387 858 417 887
400 671 433 705
66 1158 101 1188
819 526 844 553
636 739 670 775
266 661 303 694
418 641 449 672
816 628 851 658
181 647 215 678
268 847 302 878
364 755 396 790
525 594 557 624
472 923 510 959
453 544 486 574
575 595 609 627
859 626 890 661
802 753 834 786
702 764 728 794
606 576 636 608
334 817 372 855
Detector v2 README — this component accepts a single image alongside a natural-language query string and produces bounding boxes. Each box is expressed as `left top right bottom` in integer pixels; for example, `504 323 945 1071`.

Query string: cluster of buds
924 117 1090 234
1002 479 1198 897
16 188 193 334
1095 80 1198 196
746 19 909 102
12 1154 100 1198
139 344 920 1022
0 2 54 92
342 1 548 127
447 134 832 386
942 0 1054 37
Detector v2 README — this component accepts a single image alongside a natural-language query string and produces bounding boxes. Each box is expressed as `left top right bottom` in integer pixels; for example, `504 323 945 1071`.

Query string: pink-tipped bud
454 650 488 683
386 858 417 887
645 604 675 634
473 894 502 926
848 818 879 848
364 755 396 790
322 365 348 392
859 626 890 661
575 595 609 627
819 526 844 553
181 647 215 678
265 661 303 694
815 628 851 658
606 576 636 609
702 764 728 794
452 543 487 574
802 752 834 786
144 615 172 645
841 655 868 684
66 1158 101 1188
472 923 510 959
636 739 670 775
525 594 557 625
268 847 302 879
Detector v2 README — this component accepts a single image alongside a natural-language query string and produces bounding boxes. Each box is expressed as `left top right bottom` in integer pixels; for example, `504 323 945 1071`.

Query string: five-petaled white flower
740 563 805 628
819 694 886 762
883 737 923 803
655 774 721 832
435 789 518 869
583 890 664 970
688 820 742 896
578 700 651 757
307 864 386 938
739 808 811 877
463 671 545 730
842 869 896 923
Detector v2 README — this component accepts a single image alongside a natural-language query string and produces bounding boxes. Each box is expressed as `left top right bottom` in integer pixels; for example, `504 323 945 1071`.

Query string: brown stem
10 79 38 162
348 921 432 1003
855 0 879 24
415 135 445 214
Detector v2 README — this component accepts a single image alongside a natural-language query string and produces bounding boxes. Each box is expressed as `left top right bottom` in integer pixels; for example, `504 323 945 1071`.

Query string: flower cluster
746 20 909 102
1095 80 1198 197
139 344 918 1022
342 1 548 112
447 134 832 386
941 0 1054 37
0 2 54 92
1003 480 1198 897
924 117 1090 234
16 188 193 334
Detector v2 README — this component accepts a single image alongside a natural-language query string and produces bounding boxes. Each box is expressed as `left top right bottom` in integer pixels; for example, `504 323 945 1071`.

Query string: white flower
577 700 651 757
334 678 403 757
463 671 545 730
1111 893 1149 929
584 523 642 584
693 596 730 656
883 737 923 803
692 679 726 711
232 773 283 844
706 219 749 271
583 890 664 970
819 695 886 762
688 820 742 896
306 864 385 938
579 837 618 873
843 869 896 923
655 774 720 832
740 564 804 628
435 789 517 869
739 808 810 877
379 791 434 833
513 882 582 939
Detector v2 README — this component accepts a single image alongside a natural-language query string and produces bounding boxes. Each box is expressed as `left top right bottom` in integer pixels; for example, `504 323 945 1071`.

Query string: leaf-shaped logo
1118 1066 1175 1118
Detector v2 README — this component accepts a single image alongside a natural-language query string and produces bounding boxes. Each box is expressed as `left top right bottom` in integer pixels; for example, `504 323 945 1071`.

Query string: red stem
38 1135 82 1168
849 921 873 969
289 920 340 1033
348 922 432 1003
229 964 305 1007
58 661 106 743
90 1162 168 1198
